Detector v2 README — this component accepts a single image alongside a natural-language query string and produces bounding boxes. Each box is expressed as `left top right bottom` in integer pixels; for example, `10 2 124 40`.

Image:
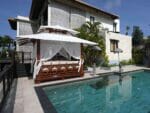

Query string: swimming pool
36 70 150 113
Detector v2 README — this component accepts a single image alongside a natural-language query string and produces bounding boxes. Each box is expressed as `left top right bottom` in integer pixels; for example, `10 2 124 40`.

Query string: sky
83 0 150 37
0 0 150 38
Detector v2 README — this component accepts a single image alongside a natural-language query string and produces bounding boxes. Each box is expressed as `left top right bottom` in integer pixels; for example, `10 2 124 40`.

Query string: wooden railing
0 64 15 112
0 60 12 72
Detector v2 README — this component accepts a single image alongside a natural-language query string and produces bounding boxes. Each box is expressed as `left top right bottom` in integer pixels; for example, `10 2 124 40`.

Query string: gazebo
17 26 97 83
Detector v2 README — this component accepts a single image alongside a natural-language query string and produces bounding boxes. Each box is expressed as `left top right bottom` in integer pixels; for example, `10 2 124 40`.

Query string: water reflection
45 74 132 113
90 76 109 90
105 74 132 112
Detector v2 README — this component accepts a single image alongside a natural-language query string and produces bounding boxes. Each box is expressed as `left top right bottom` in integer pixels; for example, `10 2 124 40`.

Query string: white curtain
40 40 63 61
59 48 70 60
32 43 37 78
63 42 80 60
33 40 81 79
41 41 80 61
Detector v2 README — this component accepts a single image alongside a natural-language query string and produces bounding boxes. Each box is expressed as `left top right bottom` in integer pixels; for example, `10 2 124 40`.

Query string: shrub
120 59 134 65
132 47 144 65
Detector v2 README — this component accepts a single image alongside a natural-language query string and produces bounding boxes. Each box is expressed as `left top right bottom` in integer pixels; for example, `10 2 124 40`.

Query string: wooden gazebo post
80 43 84 76
37 39 41 64
35 39 41 84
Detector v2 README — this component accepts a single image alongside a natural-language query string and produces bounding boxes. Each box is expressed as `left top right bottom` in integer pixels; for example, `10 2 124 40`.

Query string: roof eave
8 18 17 30
29 0 46 20
29 0 35 20
74 0 119 19
29 0 119 20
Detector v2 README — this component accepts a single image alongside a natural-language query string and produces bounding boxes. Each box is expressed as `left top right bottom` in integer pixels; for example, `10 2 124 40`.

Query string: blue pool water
44 71 150 113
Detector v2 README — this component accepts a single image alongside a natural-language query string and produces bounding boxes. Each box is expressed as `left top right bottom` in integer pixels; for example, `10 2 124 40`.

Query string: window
110 40 119 52
90 16 95 23
113 22 117 32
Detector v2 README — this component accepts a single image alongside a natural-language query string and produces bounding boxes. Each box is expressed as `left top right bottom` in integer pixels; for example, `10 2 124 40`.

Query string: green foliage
0 49 7 58
76 22 109 67
0 35 14 49
132 47 144 65
0 36 2 44
145 37 150 45
0 35 14 59
126 26 130 35
132 26 144 46
105 59 135 67
108 63 118 67
120 59 135 65
131 26 145 65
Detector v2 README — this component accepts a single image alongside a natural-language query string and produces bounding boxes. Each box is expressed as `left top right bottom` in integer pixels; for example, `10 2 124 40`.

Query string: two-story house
9 0 132 65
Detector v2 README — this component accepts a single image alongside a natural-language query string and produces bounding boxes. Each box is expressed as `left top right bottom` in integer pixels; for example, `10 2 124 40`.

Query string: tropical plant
4 35 13 49
0 35 14 58
131 26 144 65
0 36 3 47
132 47 144 65
132 26 144 47
120 59 135 65
125 26 130 35
145 36 150 45
76 21 109 67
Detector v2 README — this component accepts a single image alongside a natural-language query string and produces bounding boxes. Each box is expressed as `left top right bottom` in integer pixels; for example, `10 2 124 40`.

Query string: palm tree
76 22 109 67
126 26 130 35
0 35 14 58
4 35 13 49
0 36 2 47
1 35 13 50
0 36 2 56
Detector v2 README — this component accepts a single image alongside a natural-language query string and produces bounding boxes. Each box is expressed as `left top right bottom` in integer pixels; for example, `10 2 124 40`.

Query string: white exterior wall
48 4 51 26
16 16 36 54
105 32 132 64
48 2 120 32
49 2 86 29
86 12 120 32
16 2 127 64
114 19 120 33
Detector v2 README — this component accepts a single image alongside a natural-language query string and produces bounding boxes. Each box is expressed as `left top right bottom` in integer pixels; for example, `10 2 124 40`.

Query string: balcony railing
15 51 32 64
0 63 15 112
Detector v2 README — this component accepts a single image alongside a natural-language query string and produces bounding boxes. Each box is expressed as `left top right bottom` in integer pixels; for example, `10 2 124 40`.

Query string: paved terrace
2 65 150 113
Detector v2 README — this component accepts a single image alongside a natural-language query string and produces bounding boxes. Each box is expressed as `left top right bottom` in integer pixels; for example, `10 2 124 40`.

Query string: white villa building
8 0 132 83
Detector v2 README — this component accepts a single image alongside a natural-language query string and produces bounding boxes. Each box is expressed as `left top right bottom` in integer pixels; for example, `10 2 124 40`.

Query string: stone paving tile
13 77 44 113
15 98 24 105
13 103 24 113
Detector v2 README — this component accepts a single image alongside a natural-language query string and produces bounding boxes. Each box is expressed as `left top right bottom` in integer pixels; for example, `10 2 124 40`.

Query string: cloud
104 0 122 10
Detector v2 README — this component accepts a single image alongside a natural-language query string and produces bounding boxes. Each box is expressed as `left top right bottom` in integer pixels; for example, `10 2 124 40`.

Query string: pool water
44 71 150 113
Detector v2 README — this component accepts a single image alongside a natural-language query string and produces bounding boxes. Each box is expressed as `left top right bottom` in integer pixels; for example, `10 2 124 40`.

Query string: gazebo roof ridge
38 25 79 35
17 32 98 46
